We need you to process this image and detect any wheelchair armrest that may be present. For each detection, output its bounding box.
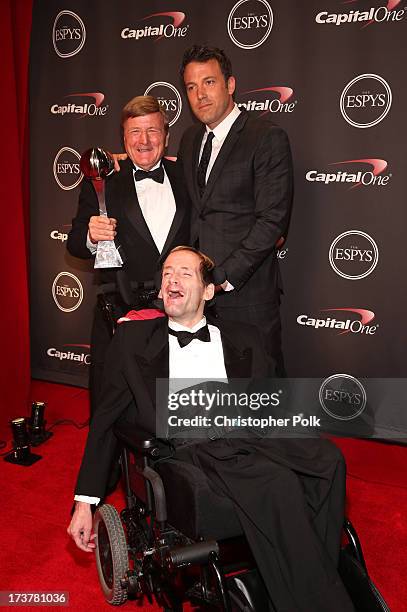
[113,420,169,459]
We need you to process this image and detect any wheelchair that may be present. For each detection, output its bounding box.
[92,419,390,611]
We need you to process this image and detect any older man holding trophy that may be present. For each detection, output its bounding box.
[67,95,190,416]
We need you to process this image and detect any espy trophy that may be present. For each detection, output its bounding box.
[80,147,123,269]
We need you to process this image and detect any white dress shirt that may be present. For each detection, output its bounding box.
[86,161,175,254]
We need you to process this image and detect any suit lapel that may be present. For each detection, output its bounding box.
[119,161,159,249]
[201,112,249,206]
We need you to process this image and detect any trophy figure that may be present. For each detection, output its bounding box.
[80,147,123,269]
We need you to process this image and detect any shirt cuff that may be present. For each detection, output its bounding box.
[74,494,100,505]
[221,280,234,292]
[86,231,97,254]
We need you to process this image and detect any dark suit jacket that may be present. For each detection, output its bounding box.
[178,111,293,309]
[67,157,190,286]
[75,317,271,498]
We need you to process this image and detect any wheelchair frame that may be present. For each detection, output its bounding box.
[92,422,391,611]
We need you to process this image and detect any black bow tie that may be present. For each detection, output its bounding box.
[134,165,164,184]
[168,325,210,348]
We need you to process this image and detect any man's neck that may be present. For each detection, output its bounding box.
[168,315,205,330]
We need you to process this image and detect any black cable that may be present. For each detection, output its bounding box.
[46,418,90,431]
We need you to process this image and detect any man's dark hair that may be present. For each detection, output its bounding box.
[180,45,233,84]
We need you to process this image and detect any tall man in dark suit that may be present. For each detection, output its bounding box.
[178,46,293,376]
[68,246,353,612]
[67,96,189,414]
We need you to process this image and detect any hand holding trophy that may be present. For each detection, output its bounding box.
[80,148,123,269]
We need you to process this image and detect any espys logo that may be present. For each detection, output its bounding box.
[53,147,83,190]
[297,307,379,336]
[47,344,90,365]
[316,1,405,28]
[319,374,367,421]
[121,11,189,41]
[144,82,182,126]
[52,272,83,312]
[238,86,297,114]
[340,74,392,128]
[306,158,391,189]
[52,11,86,58]
[228,0,273,49]
[50,92,109,118]
[329,230,379,280]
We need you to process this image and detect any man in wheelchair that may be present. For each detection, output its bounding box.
[68,246,358,611]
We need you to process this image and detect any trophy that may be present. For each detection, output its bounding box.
[80,147,123,269]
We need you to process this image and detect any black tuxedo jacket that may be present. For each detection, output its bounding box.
[178,111,293,309]
[67,157,190,286]
[75,317,271,498]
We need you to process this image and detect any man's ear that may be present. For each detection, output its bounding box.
[165,132,169,148]
[227,76,236,96]
[204,283,215,302]
[158,288,163,299]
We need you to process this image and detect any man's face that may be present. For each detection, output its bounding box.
[160,250,214,327]
[183,59,235,129]
[123,112,168,170]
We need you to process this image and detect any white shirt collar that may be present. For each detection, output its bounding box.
[168,316,207,333]
[206,103,241,143]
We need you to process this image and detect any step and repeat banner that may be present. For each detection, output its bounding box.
[30,0,407,435]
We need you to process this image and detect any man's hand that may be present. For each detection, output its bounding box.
[112,153,128,172]
[67,501,96,552]
[88,216,117,244]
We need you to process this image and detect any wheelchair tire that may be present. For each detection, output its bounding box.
[94,504,129,605]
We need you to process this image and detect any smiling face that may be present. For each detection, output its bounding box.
[160,250,214,328]
[123,112,168,170]
[183,58,235,129]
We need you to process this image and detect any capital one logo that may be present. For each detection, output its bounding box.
[227,0,273,49]
[316,1,405,28]
[52,272,83,312]
[52,11,86,58]
[319,374,367,421]
[297,307,379,336]
[50,92,109,118]
[305,158,391,189]
[47,344,90,365]
[53,147,83,190]
[144,82,182,126]
[238,86,297,114]
[340,74,392,128]
[121,11,189,41]
[329,230,379,280]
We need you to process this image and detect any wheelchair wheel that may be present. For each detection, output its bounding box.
[94,504,129,605]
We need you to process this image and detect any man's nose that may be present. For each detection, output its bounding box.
[138,130,149,144]
[197,85,206,101]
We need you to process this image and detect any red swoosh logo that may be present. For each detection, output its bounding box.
[67,92,105,107]
[142,11,185,27]
[243,86,293,103]
[322,308,375,335]
[329,158,387,189]
[63,344,91,349]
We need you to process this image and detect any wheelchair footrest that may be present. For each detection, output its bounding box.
[166,540,219,568]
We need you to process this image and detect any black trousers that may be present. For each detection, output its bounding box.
[215,301,285,377]
[176,437,354,612]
